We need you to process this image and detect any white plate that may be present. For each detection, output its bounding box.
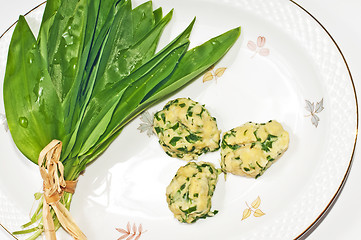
[0,0,357,239]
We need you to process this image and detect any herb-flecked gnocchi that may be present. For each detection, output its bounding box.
[221,120,289,178]
[166,161,219,223]
[153,98,220,160]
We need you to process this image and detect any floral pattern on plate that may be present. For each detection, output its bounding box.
[137,111,154,137]
[305,98,324,127]
[241,196,265,221]
[0,113,8,132]
[202,65,227,83]
[116,222,147,240]
[247,36,270,58]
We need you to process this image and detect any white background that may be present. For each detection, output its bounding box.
[0,0,360,239]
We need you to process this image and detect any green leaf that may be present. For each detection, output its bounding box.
[93,0,121,40]
[58,0,108,159]
[92,7,173,96]
[78,41,189,155]
[153,7,163,24]
[3,16,64,163]
[132,1,155,43]
[81,127,123,168]
[46,0,86,101]
[37,0,61,38]
[90,0,134,95]
[45,0,91,143]
[37,0,61,55]
[115,26,241,134]
[105,18,195,130]
[80,17,195,156]
[85,0,120,69]
[143,26,241,104]
[110,42,190,131]
[67,0,133,157]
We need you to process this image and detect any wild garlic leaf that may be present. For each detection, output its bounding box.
[4,16,64,163]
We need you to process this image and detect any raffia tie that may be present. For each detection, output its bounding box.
[38,140,87,240]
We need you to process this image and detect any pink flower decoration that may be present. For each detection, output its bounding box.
[259,48,270,56]
[247,41,257,51]
[247,36,270,57]
[116,222,147,240]
[257,36,266,48]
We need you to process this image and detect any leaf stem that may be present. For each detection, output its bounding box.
[25,229,43,240]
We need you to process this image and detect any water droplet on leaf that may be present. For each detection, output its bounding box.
[28,52,35,64]
[62,31,74,45]
[19,117,28,128]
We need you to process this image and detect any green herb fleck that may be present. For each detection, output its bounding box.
[177,146,188,153]
[169,136,182,146]
[197,107,205,118]
[221,140,227,149]
[249,163,256,170]
[170,122,179,130]
[154,112,161,121]
[185,133,201,143]
[154,126,162,134]
[253,130,261,141]
[222,139,241,150]
[182,206,197,215]
[261,134,278,152]
[187,106,194,117]
[161,113,166,123]
[256,161,263,168]
[229,144,241,150]
[183,192,190,201]
[180,183,186,191]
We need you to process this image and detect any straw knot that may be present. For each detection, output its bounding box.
[38,140,86,240]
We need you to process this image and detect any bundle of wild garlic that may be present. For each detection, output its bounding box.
[3,0,240,238]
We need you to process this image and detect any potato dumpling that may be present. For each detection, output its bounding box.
[166,161,219,223]
[153,98,220,160]
[221,120,289,178]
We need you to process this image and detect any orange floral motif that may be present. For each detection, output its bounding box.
[203,65,227,83]
[241,196,265,221]
[247,36,270,58]
[116,222,147,240]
